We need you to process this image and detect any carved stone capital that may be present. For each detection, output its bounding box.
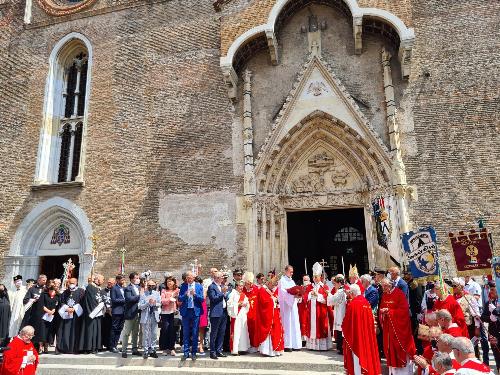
[265,29,279,65]
[353,16,363,55]
[221,63,238,101]
[398,38,414,79]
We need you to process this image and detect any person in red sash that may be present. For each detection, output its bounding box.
[304,262,332,350]
[379,278,416,375]
[437,310,464,337]
[242,272,259,351]
[342,283,381,375]
[254,273,284,357]
[297,275,310,343]
[414,333,462,375]
[434,287,468,337]
[1,326,39,375]
[430,352,458,375]
[452,337,495,375]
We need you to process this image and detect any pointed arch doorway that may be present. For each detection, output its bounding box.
[287,208,368,280]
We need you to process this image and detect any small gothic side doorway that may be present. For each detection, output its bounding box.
[39,255,80,281]
[287,208,368,281]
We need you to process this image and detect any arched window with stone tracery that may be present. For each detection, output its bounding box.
[34,33,92,185]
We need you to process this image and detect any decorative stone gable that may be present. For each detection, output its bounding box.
[256,54,391,180]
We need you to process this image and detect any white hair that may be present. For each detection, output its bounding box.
[360,274,372,284]
[452,337,474,354]
[438,333,454,346]
[349,284,361,297]
[432,352,453,371]
[20,325,34,336]
[436,309,452,322]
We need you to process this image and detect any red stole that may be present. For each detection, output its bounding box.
[433,295,469,337]
[304,283,330,339]
[243,285,259,347]
[1,336,39,375]
[342,295,381,375]
[255,286,284,351]
[379,287,416,368]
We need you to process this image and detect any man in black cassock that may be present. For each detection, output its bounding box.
[101,277,114,351]
[0,284,11,347]
[56,278,85,354]
[21,274,47,332]
[79,274,105,353]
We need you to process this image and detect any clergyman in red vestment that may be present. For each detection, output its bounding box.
[298,275,310,341]
[242,272,259,350]
[379,278,416,375]
[1,326,39,375]
[342,284,381,375]
[434,287,468,337]
[254,275,284,357]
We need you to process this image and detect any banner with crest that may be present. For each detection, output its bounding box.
[449,228,493,276]
[402,226,439,280]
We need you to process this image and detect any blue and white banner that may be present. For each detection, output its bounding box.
[402,226,440,279]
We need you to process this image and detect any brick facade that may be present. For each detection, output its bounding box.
[0,0,498,282]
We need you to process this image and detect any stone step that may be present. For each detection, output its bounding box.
[38,364,343,375]
[38,351,345,375]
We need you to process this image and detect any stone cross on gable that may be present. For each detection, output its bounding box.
[301,13,327,57]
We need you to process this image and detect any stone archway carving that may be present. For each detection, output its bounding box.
[244,111,398,273]
[3,197,93,285]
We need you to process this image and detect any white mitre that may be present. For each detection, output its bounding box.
[312,262,323,277]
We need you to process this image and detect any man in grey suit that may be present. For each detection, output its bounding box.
[139,279,161,359]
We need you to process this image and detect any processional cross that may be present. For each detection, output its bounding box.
[319,258,329,280]
[89,234,99,278]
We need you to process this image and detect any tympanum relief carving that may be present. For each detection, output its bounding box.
[285,149,355,195]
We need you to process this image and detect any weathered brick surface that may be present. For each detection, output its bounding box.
[403,0,500,271]
[0,0,498,282]
[0,0,241,280]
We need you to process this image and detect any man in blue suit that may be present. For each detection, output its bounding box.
[178,271,204,361]
[110,274,126,353]
[207,271,229,360]
[121,272,141,358]
[361,274,379,310]
[389,266,409,300]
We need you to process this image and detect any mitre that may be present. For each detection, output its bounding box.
[312,262,323,276]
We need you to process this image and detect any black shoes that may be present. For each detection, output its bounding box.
[150,351,158,358]
[217,352,227,358]
[210,353,218,360]
[142,352,148,359]
[121,352,127,358]
[284,348,293,352]
[132,350,141,356]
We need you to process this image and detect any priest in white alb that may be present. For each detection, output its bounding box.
[227,280,251,355]
[8,275,26,338]
[305,262,332,350]
[278,265,302,351]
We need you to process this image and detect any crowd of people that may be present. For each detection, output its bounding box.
[0,262,499,375]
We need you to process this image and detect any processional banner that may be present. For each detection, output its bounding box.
[402,226,439,280]
[449,228,493,276]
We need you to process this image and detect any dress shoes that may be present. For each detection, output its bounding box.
[284,348,293,352]
[150,351,158,358]
[132,350,141,356]
[210,353,218,360]
[216,352,227,358]
[121,352,128,358]
[142,352,148,359]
